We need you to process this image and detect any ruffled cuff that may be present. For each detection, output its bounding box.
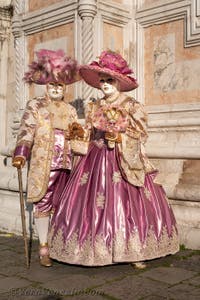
[14,145,30,160]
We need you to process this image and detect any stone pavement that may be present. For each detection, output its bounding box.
[0,232,199,300]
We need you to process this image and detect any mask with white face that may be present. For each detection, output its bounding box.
[46,82,65,101]
[99,75,119,97]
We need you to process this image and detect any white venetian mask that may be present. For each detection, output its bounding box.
[46,82,65,101]
[99,75,119,97]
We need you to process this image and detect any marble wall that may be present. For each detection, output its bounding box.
[103,22,123,53]
[145,20,200,106]
[28,0,62,12]
[137,0,200,249]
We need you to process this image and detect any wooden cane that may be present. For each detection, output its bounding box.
[17,167,29,268]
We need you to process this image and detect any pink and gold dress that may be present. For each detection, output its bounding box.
[48,95,179,266]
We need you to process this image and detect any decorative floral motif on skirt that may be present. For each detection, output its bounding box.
[48,136,179,266]
[48,225,179,266]
[112,171,122,183]
[80,172,89,185]
[96,193,105,208]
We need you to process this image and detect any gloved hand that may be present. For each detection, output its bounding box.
[12,157,26,169]
[105,132,122,143]
[105,132,122,149]
[69,122,85,139]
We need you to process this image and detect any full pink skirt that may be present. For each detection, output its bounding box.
[48,142,179,266]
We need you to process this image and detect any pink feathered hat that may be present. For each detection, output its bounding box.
[79,50,138,92]
[24,49,80,85]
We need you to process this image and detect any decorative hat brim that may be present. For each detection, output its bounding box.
[79,65,138,92]
[25,72,81,85]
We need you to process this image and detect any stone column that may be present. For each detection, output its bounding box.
[4,0,27,155]
[0,4,12,155]
[0,0,27,190]
[78,0,97,100]
[12,0,26,110]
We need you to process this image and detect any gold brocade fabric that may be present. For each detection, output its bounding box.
[14,96,78,202]
[85,96,156,187]
[47,101,73,130]
[48,225,179,266]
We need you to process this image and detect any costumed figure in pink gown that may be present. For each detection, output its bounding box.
[12,49,80,267]
[48,50,179,267]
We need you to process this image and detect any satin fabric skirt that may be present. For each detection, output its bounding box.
[48,142,179,266]
[34,169,70,218]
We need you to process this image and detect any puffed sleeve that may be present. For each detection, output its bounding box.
[125,99,148,144]
[117,98,155,187]
[84,100,95,129]
[84,100,99,142]
[13,99,38,160]
[70,104,79,123]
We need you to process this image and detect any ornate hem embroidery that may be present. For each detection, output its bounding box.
[48,225,179,266]
[48,229,111,266]
[114,226,179,262]
[33,210,51,218]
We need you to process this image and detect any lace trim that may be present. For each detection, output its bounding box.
[33,210,52,218]
[48,225,179,266]
[48,229,110,266]
[114,226,179,262]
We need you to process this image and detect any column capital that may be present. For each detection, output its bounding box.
[78,0,97,19]
[12,14,23,38]
[0,0,12,5]
[0,4,12,19]
[0,5,12,41]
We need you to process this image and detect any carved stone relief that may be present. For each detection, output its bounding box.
[136,0,200,47]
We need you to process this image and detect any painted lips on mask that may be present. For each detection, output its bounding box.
[99,77,118,96]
